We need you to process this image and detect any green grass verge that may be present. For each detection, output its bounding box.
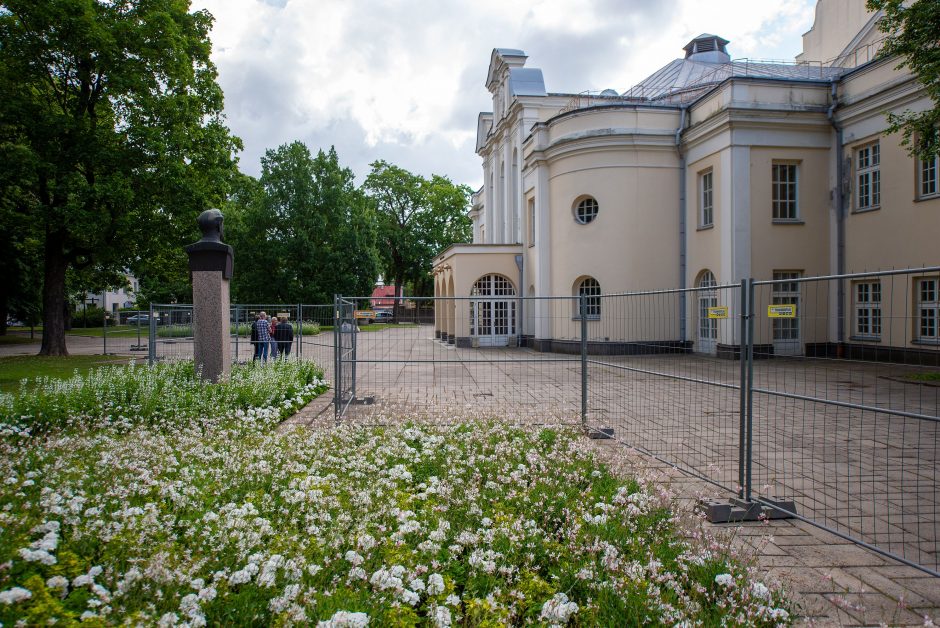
[0,334,39,345]
[0,355,129,393]
[65,325,143,338]
[903,371,940,383]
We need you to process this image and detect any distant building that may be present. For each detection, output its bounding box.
[77,273,139,315]
[371,280,397,310]
[433,0,939,356]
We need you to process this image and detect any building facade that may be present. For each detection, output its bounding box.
[433,0,939,358]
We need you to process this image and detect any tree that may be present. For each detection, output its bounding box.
[0,0,240,355]
[364,161,472,298]
[225,143,380,303]
[868,0,940,158]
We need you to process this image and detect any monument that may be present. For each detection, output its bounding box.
[185,208,234,382]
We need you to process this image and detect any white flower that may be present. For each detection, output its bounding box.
[714,574,735,587]
[427,573,445,595]
[18,548,56,565]
[445,594,460,607]
[409,578,425,592]
[751,581,771,601]
[769,608,789,621]
[401,589,420,606]
[345,550,364,566]
[0,587,32,604]
[540,592,579,624]
[317,610,370,627]
[46,575,69,597]
[431,605,453,627]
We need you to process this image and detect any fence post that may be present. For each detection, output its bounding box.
[738,279,748,499]
[745,278,756,502]
[297,303,302,360]
[148,303,156,366]
[102,295,108,356]
[333,296,340,420]
[234,305,240,364]
[580,294,588,429]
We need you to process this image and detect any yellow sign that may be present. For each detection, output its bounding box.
[767,304,797,318]
[354,310,376,319]
[707,306,729,319]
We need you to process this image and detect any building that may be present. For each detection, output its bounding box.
[77,273,139,315]
[433,0,939,358]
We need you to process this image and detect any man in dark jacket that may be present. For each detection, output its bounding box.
[274,319,294,359]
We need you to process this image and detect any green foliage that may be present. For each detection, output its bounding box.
[364,161,473,297]
[225,143,380,303]
[0,359,325,433]
[0,0,241,354]
[869,0,940,158]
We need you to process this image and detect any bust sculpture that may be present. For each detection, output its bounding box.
[185,208,234,279]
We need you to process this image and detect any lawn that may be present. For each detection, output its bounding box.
[0,359,790,626]
[0,355,129,393]
[0,334,39,346]
[65,325,143,338]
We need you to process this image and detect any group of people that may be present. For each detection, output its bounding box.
[250,311,294,361]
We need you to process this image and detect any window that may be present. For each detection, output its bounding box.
[854,281,881,338]
[920,154,939,199]
[528,198,535,245]
[700,170,714,227]
[575,277,601,319]
[856,142,880,210]
[772,271,801,341]
[917,278,939,342]
[772,163,799,221]
[574,197,599,224]
[698,270,718,344]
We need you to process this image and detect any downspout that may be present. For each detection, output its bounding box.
[515,254,524,347]
[676,105,688,342]
[827,81,846,347]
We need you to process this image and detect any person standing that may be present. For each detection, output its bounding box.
[253,311,271,362]
[250,313,261,361]
[274,317,294,359]
[269,316,280,359]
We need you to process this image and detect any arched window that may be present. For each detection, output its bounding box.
[575,277,601,319]
[574,196,599,224]
[697,270,718,347]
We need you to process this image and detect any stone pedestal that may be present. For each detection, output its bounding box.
[191,271,231,382]
[185,209,234,383]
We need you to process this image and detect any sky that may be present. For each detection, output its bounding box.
[190,0,820,189]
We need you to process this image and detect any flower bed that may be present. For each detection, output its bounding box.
[0,360,790,627]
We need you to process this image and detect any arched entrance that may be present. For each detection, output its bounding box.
[697,270,718,355]
[470,274,516,347]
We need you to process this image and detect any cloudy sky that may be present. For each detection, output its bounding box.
[190,0,820,189]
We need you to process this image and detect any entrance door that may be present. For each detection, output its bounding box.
[772,271,801,356]
[697,271,718,355]
[470,275,516,347]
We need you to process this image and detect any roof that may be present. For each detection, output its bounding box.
[624,57,844,103]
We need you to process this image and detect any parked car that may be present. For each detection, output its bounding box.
[126,314,151,324]
[374,310,393,323]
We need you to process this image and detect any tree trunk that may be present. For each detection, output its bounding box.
[0,288,7,336]
[39,239,69,356]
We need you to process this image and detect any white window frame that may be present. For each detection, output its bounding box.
[700,170,714,228]
[772,163,800,221]
[528,198,535,246]
[853,281,882,339]
[920,154,939,200]
[772,270,801,342]
[574,197,599,225]
[916,277,939,343]
[574,277,601,320]
[856,142,881,211]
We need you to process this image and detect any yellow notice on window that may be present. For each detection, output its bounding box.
[707,306,729,319]
[767,304,797,318]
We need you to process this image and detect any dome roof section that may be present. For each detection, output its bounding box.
[683,33,731,63]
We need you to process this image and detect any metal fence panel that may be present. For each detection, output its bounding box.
[585,283,747,493]
[749,268,939,575]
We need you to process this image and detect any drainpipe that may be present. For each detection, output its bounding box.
[676,105,688,342]
[827,81,846,348]
[515,254,524,347]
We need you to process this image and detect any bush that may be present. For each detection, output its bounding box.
[71,306,105,328]
[0,359,327,434]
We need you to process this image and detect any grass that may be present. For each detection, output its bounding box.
[0,355,129,393]
[65,325,143,338]
[0,334,39,345]
[903,371,940,383]
[320,322,420,332]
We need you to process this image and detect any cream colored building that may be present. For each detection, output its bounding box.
[434,0,940,359]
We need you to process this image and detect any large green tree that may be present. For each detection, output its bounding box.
[225,143,380,303]
[868,0,940,158]
[0,0,240,354]
[364,161,472,298]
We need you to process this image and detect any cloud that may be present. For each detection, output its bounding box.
[193,0,817,187]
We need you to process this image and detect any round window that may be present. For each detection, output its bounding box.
[574,197,599,224]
